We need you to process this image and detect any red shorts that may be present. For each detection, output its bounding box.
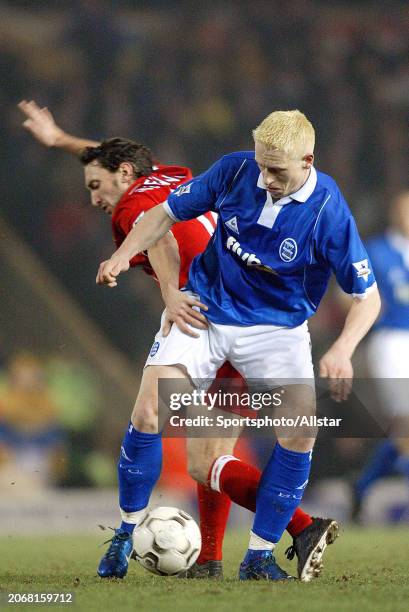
[208,362,254,417]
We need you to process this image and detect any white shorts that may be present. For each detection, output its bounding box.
[366,329,409,416]
[145,311,314,390]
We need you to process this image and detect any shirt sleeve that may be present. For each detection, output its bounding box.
[164,156,227,221]
[115,200,157,237]
[316,194,377,298]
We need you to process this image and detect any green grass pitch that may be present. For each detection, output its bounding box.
[1,527,408,612]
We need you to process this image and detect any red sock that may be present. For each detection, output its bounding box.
[211,456,313,537]
[286,507,313,537]
[213,457,258,512]
[196,482,231,564]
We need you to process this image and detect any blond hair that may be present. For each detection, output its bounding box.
[253,110,315,159]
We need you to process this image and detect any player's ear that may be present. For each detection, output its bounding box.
[302,154,314,169]
[119,161,134,182]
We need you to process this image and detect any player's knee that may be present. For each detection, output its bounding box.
[187,455,208,484]
[278,436,315,453]
[131,403,159,433]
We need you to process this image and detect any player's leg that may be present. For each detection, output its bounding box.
[388,421,409,520]
[184,362,243,577]
[185,352,336,580]
[105,312,228,579]
[98,364,190,579]
[207,451,337,580]
[228,322,320,580]
[118,364,189,530]
[352,439,399,520]
[185,412,336,580]
[204,362,315,537]
[353,331,409,520]
[238,384,316,581]
[180,437,237,579]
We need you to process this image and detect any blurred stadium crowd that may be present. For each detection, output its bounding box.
[0,1,408,509]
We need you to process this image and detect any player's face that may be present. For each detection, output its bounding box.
[254,141,313,198]
[84,162,126,215]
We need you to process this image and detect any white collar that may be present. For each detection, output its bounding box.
[256,166,317,205]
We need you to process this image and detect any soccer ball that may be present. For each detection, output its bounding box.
[133,506,201,576]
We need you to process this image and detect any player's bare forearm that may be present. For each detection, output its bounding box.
[18,99,99,155]
[53,132,99,155]
[117,206,174,262]
[96,205,174,287]
[330,287,381,358]
[148,233,208,337]
[148,233,181,298]
[319,287,380,401]
[320,286,381,386]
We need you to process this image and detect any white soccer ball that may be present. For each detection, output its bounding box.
[133,506,201,576]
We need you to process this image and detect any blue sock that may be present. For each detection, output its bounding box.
[118,423,162,525]
[355,440,399,500]
[252,443,312,543]
[120,522,136,535]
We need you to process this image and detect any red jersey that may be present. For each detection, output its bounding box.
[111,164,217,287]
[112,163,246,396]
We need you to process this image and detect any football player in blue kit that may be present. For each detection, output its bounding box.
[353,190,409,520]
[97,110,381,580]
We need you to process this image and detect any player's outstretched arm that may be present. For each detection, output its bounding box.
[319,287,381,401]
[148,233,208,338]
[18,99,99,155]
[97,204,174,287]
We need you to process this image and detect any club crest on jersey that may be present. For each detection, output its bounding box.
[150,341,160,357]
[225,216,239,234]
[352,259,370,282]
[174,183,192,196]
[279,238,298,262]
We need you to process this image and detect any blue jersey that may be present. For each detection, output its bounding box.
[366,232,409,330]
[164,151,376,326]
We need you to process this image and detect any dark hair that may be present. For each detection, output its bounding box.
[80,137,154,178]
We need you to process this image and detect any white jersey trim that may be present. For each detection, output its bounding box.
[197,214,215,236]
[256,166,317,204]
[257,192,284,229]
[219,160,247,210]
[309,193,332,264]
[351,281,378,299]
[210,455,239,492]
[162,200,180,222]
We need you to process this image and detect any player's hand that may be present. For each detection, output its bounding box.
[96,256,130,287]
[161,286,208,338]
[319,345,353,402]
[18,99,64,147]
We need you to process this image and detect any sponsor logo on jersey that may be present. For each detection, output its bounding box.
[226,236,261,266]
[174,183,192,196]
[352,259,370,281]
[279,238,298,262]
[150,341,160,357]
[225,216,239,234]
[225,236,277,274]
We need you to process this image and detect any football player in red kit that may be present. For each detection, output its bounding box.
[19,100,338,581]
